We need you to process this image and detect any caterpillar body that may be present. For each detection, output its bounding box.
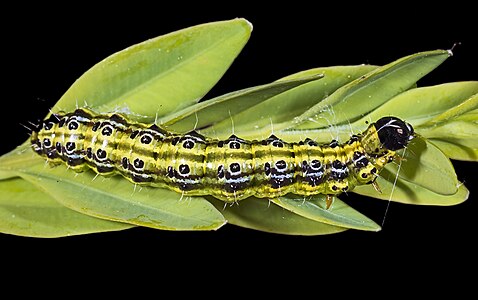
[31,108,414,202]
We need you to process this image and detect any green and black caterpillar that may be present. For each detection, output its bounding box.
[31,108,414,205]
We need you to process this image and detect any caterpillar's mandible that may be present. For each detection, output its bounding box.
[31,108,414,203]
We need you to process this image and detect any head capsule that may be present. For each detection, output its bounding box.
[375,116,414,151]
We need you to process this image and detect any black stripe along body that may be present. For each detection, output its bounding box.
[31,109,414,202]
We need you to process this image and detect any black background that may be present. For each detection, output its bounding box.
[1,4,476,283]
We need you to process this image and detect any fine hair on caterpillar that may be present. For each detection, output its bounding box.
[30,108,415,206]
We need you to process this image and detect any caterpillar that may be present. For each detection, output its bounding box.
[31,108,414,205]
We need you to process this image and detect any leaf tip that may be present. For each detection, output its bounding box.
[235,17,253,33]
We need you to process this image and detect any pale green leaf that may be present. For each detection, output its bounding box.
[19,162,226,231]
[0,177,132,237]
[347,82,478,127]
[353,168,468,206]
[160,74,324,133]
[420,92,478,126]
[200,65,378,139]
[52,19,252,122]
[294,50,451,129]
[428,139,478,161]
[271,195,380,231]
[386,137,458,195]
[208,197,347,235]
[0,142,43,181]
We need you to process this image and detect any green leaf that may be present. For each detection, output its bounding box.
[0,177,132,237]
[200,65,378,139]
[347,82,478,127]
[293,50,451,129]
[208,197,347,235]
[0,142,43,181]
[416,96,478,161]
[420,91,478,126]
[160,74,324,133]
[19,163,226,231]
[353,168,468,206]
[52,19,252,122]
[386,137,458,195]
[428,139,478,161]
[425,118,478,161]
[271,195,380,231]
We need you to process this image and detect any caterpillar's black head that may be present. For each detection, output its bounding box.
[375,117,414,151]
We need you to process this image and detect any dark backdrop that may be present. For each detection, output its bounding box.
[1,5,476,282]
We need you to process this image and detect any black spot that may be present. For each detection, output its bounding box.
[167,166,174,178]
[43,138,51,148]
[102,126,113,136]
[388,156,394,163]
[141,134,153,144]
[354,152,369,168]
[55,142,62,153]
[92,122,100,132]
[272,140,284,148]
[361,173,368,179]
[67,157,84,166]
[353,151,362,160]
[96,149,107,159]
[261,139,269,146]
[171,137,180,146]
[73,108,93,119]
[371,167,377,174]
[149,124,167,138]
[183,140,195,149]
[185,130,205,142]
[302,161,308,172]
[68,121,79,130]
[47,151,57,159]
[270,175,294,189]
[134,158,144,169]
[122,157,128,169]
[332,185,338,191]
[230,163,241,173]
[348,135,360,144]
[44,114,60,126]
[217,165,225,179]
[306,138,318,147]
[331,160,348,180]
[58,118,66,128]
[275,160,287,170]
[298,141,305,146]
[179,164,190,175]
[229,141,241,149]
[66,142,75,152]
[217,141,224,148]
[329,140,339,148]
[342,186,348,192]
[130,130,139,139]
[225,182,243,193]
[332,159,343,169]
[310,159,321,170]
[86,148,92,159]
[132,174,153,183]
[44,122,54,130]
[149,124,161,131]
[110,114,127,125]
[179,182,194,191]
[264,162,271,176]
[97,165,114,173]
